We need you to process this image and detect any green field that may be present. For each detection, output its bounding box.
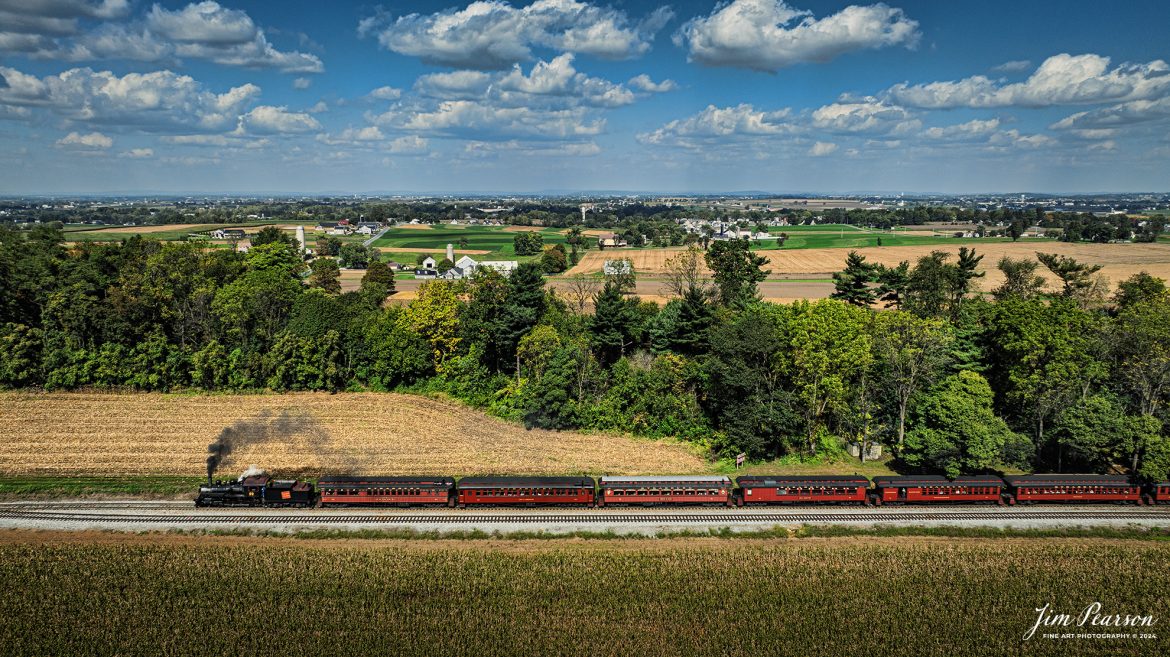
[759,224,1044,250]
[61,221,320,243]
[1,534,1165,656]
[372,225,568,259]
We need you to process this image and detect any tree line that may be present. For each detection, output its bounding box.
[2,224,1169,481]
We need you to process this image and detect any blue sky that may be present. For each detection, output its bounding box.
[1,0,1168,194]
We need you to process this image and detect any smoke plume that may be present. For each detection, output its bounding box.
[205,410,336,482]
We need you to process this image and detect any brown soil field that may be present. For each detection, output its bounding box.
[502,225,550,232]
[393,223,434,230]
[566,247,696,277]
[568,242,1170,294]
[0,392,705,477]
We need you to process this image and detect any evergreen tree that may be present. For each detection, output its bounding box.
[590,281,639,364]
[831,251,878,306]
[705,238,770,308]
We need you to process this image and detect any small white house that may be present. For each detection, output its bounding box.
[603,259,632,276]
[421,256,437,270]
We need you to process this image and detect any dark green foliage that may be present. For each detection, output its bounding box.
[512,231,544,255]
[315,236,342,256]
[705,239,770,308]
[360,260,396,294]
[830,251,878,306]
[540,244,568,273]
[339,243,376,269]
[875,261,909,308]
[992,256,1046,301]
[705,306,801,458]
[589,281,640,365]
[903,371,1033,477]
[521,344,583,429]
[7,224,1170,480]
[251,226,295,248]
[307,258,341,294]
[1113,271,1168,308]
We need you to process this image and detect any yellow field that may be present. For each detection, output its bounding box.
[566,247,695,277]
[567,242,1170,294]
[0,392,706,477]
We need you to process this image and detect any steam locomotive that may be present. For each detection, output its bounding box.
[195,473,1170,508]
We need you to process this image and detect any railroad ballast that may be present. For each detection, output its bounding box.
[195,474,1170,508]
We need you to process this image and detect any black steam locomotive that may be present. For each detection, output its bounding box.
[195,475,315,507]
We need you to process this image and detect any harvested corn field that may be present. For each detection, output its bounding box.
[0,533,1166,657]
[0,392,706,477]
[566,241,1170,295]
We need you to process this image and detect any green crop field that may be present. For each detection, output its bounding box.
[757,224,1041,251]
[1,534,1165,657]
[372,225,568,258]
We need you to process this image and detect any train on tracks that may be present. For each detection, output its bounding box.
[195,473,1170,508]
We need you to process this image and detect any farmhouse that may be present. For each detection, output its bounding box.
[421,256,437,269]
[211,228,246,240]
[598,233,628,248]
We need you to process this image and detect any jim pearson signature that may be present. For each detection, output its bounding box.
[1025,602,1157,641]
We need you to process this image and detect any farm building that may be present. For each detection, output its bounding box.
[597,233,627,248]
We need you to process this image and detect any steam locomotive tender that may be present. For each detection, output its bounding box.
[195,475,315,508]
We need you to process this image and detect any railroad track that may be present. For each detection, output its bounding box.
[2,509,1169,524]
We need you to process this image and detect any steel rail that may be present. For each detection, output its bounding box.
[2,509,1169,524]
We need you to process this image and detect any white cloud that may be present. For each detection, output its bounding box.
[887,53,1170,108]
[988,129,1055,149]
[922,117,1001,140]
[306,100,328,113]
[464,139,599,157]
[811,98,919,134]
[386,135,429,154]
[160,134,231,146]
[368,85,403,100]
[6,2,323,73]
[119,147,153,158]
[237,105,321,134]
[318,125,385,144]
[808,141,837,156]
[0,1,130,38]
[359,0,673,69]
[494,53,633,107]
[637,104,796,147]
[1051,96,1170,131]
[414,71,493,99]
[55,130,112,148]
[677,0,919,72]
[0,65,260,132]
[293,77,310,90]
[992,59,1031,73]
[374,100,603,140]
[628,74,677,93]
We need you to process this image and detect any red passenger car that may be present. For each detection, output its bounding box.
[456,476,595,507]
[598,476,733,507]
[1145,481,1170,505]
[1004,474,1142,504]
[317,476,455,507]
[870,475,1005,505]
[736,475,870,506]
